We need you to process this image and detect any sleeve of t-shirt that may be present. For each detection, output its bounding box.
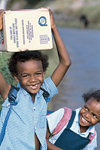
[83,131,97,150]
[47,108,64,134]
[41,77,58,102]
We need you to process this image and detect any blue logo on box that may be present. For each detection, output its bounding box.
[38,16,47,26]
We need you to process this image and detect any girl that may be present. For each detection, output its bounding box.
[47,90,100,150]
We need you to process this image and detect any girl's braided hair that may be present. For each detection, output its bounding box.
[82,89,100,102]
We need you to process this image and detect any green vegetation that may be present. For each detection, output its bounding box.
[0,52,16,84]
[0,52,16,109]
[69,5,100,29]
[7,0,51,9]
[6,0,100,29]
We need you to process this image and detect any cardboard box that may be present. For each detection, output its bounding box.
[0,9,53,52]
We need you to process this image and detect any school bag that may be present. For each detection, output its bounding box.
[0,85,49,145]
[0,85,19,145]
[48,107,96,144]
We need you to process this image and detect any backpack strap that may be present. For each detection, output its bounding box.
[40,87,50,99]
[0,85,19,145]
[8,85,19,105]
[89,130,96,143]
[52,107,72,135]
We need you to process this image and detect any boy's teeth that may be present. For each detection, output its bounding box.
[30,85,38,89]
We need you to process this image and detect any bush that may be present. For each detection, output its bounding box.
[0,52,17,109]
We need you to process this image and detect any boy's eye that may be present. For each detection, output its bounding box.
[21,74,29,78]
[35,72,42,75]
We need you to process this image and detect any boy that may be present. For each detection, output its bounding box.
[46,90,100,150]
[0,9,71,150]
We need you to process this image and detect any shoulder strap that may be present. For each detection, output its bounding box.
[67,110,76,129]
[40,87,50,99]
[8,85,19,105]
[89,130,96,143]
[0,85,19,145]
[52,107,72,135]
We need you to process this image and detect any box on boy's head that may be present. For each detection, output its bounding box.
[0,8,53,52]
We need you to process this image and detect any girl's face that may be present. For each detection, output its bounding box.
[14,59,45,100]
[79,98,100,132]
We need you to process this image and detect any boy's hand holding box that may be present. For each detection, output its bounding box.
[0,8,53,52]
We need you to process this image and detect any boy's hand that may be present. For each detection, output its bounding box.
[48,8,56,30]
[0,9,4,30]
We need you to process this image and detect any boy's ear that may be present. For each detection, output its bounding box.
[14,75,19,82]
[43,72,45,78]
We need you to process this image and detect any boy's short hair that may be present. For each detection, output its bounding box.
[8,50,49,76]
[82,90,100,102]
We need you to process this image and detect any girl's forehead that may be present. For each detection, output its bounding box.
[85,98,100,115]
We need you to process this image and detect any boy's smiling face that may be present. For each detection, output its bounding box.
[14,59,45,100]
[79,98,100,132]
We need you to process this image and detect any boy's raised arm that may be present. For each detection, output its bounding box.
[0,72,11,100]
[0,9,4,30]
[49,9,71,86]
[0,10,11,100]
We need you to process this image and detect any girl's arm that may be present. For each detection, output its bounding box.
[49,9,71,86]
[47,140,62,150]
[46,126,62,150]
